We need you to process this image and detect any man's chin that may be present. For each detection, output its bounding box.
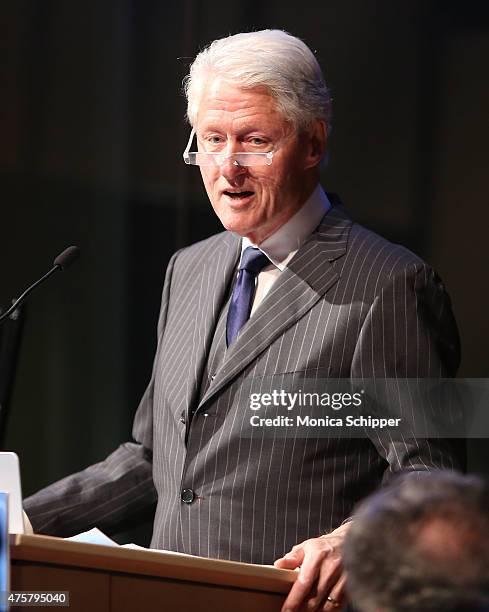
[217,209,257,236]
[221,221,254,238]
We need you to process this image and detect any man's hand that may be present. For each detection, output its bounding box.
[274,522,351,612]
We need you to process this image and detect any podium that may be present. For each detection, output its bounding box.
[10,534,296,611]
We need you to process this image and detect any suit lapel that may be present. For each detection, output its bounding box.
[186,232,240,411]
[198,204,353,410]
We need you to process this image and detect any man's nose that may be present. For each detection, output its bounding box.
[219,154,248,181]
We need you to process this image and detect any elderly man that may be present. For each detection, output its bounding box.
[25,30,461,611]
[343,471,489,612]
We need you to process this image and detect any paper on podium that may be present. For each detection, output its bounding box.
[66,528,119,547]
[65,528,281,567]
[66,527,198,557]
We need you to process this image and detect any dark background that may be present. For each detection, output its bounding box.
[2,1,488,539]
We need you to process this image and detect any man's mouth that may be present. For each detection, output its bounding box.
[223,190,255,199]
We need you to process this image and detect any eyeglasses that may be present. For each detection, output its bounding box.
[182,128,274,167]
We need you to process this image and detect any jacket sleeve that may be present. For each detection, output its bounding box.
[350,262,464,481]
[23,250,180,537]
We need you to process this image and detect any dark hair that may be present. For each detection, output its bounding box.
[343,471,489,612]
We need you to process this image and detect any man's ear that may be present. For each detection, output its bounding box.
[303,120,327,170]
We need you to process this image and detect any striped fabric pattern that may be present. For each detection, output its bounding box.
[24,199,461,563]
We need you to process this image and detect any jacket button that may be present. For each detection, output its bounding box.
[181,489,195,504]
[179,412,186,424]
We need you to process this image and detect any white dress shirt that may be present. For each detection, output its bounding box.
[240,185,331,316]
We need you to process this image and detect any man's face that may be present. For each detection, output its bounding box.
[195,77,324,244]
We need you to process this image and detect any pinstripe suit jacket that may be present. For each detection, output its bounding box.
[25,200,461,563]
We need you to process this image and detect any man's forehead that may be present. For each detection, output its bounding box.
[202,75,271,99]
[198,78,278,113]
[196,77,285,129]
[204,75,232,98]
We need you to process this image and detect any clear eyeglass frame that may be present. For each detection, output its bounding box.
[182,128,274,167]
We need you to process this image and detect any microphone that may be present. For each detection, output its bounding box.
[0,246,80,325]
[52,246,80,271]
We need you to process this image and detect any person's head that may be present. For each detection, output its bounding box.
[343,471,489,612]
[183,30,332,244]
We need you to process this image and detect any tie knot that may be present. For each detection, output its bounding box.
[239,247,271,275]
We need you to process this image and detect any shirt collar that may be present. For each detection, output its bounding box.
[241,185,331,271]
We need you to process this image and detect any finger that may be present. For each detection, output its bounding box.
[274,546,305,570]
[304,558,342,610]
[322,572,348,611]
[280,549,323,612]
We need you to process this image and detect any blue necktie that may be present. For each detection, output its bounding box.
[226,247,271,346]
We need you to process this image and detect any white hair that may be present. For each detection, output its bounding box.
[184,30,332,132]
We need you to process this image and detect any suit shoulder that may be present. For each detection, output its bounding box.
[331,216,442,304]
[322,201,426,277]
[347,220,427,276]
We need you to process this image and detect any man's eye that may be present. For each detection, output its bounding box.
[206,136,223,144]
[250,137,266,145]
